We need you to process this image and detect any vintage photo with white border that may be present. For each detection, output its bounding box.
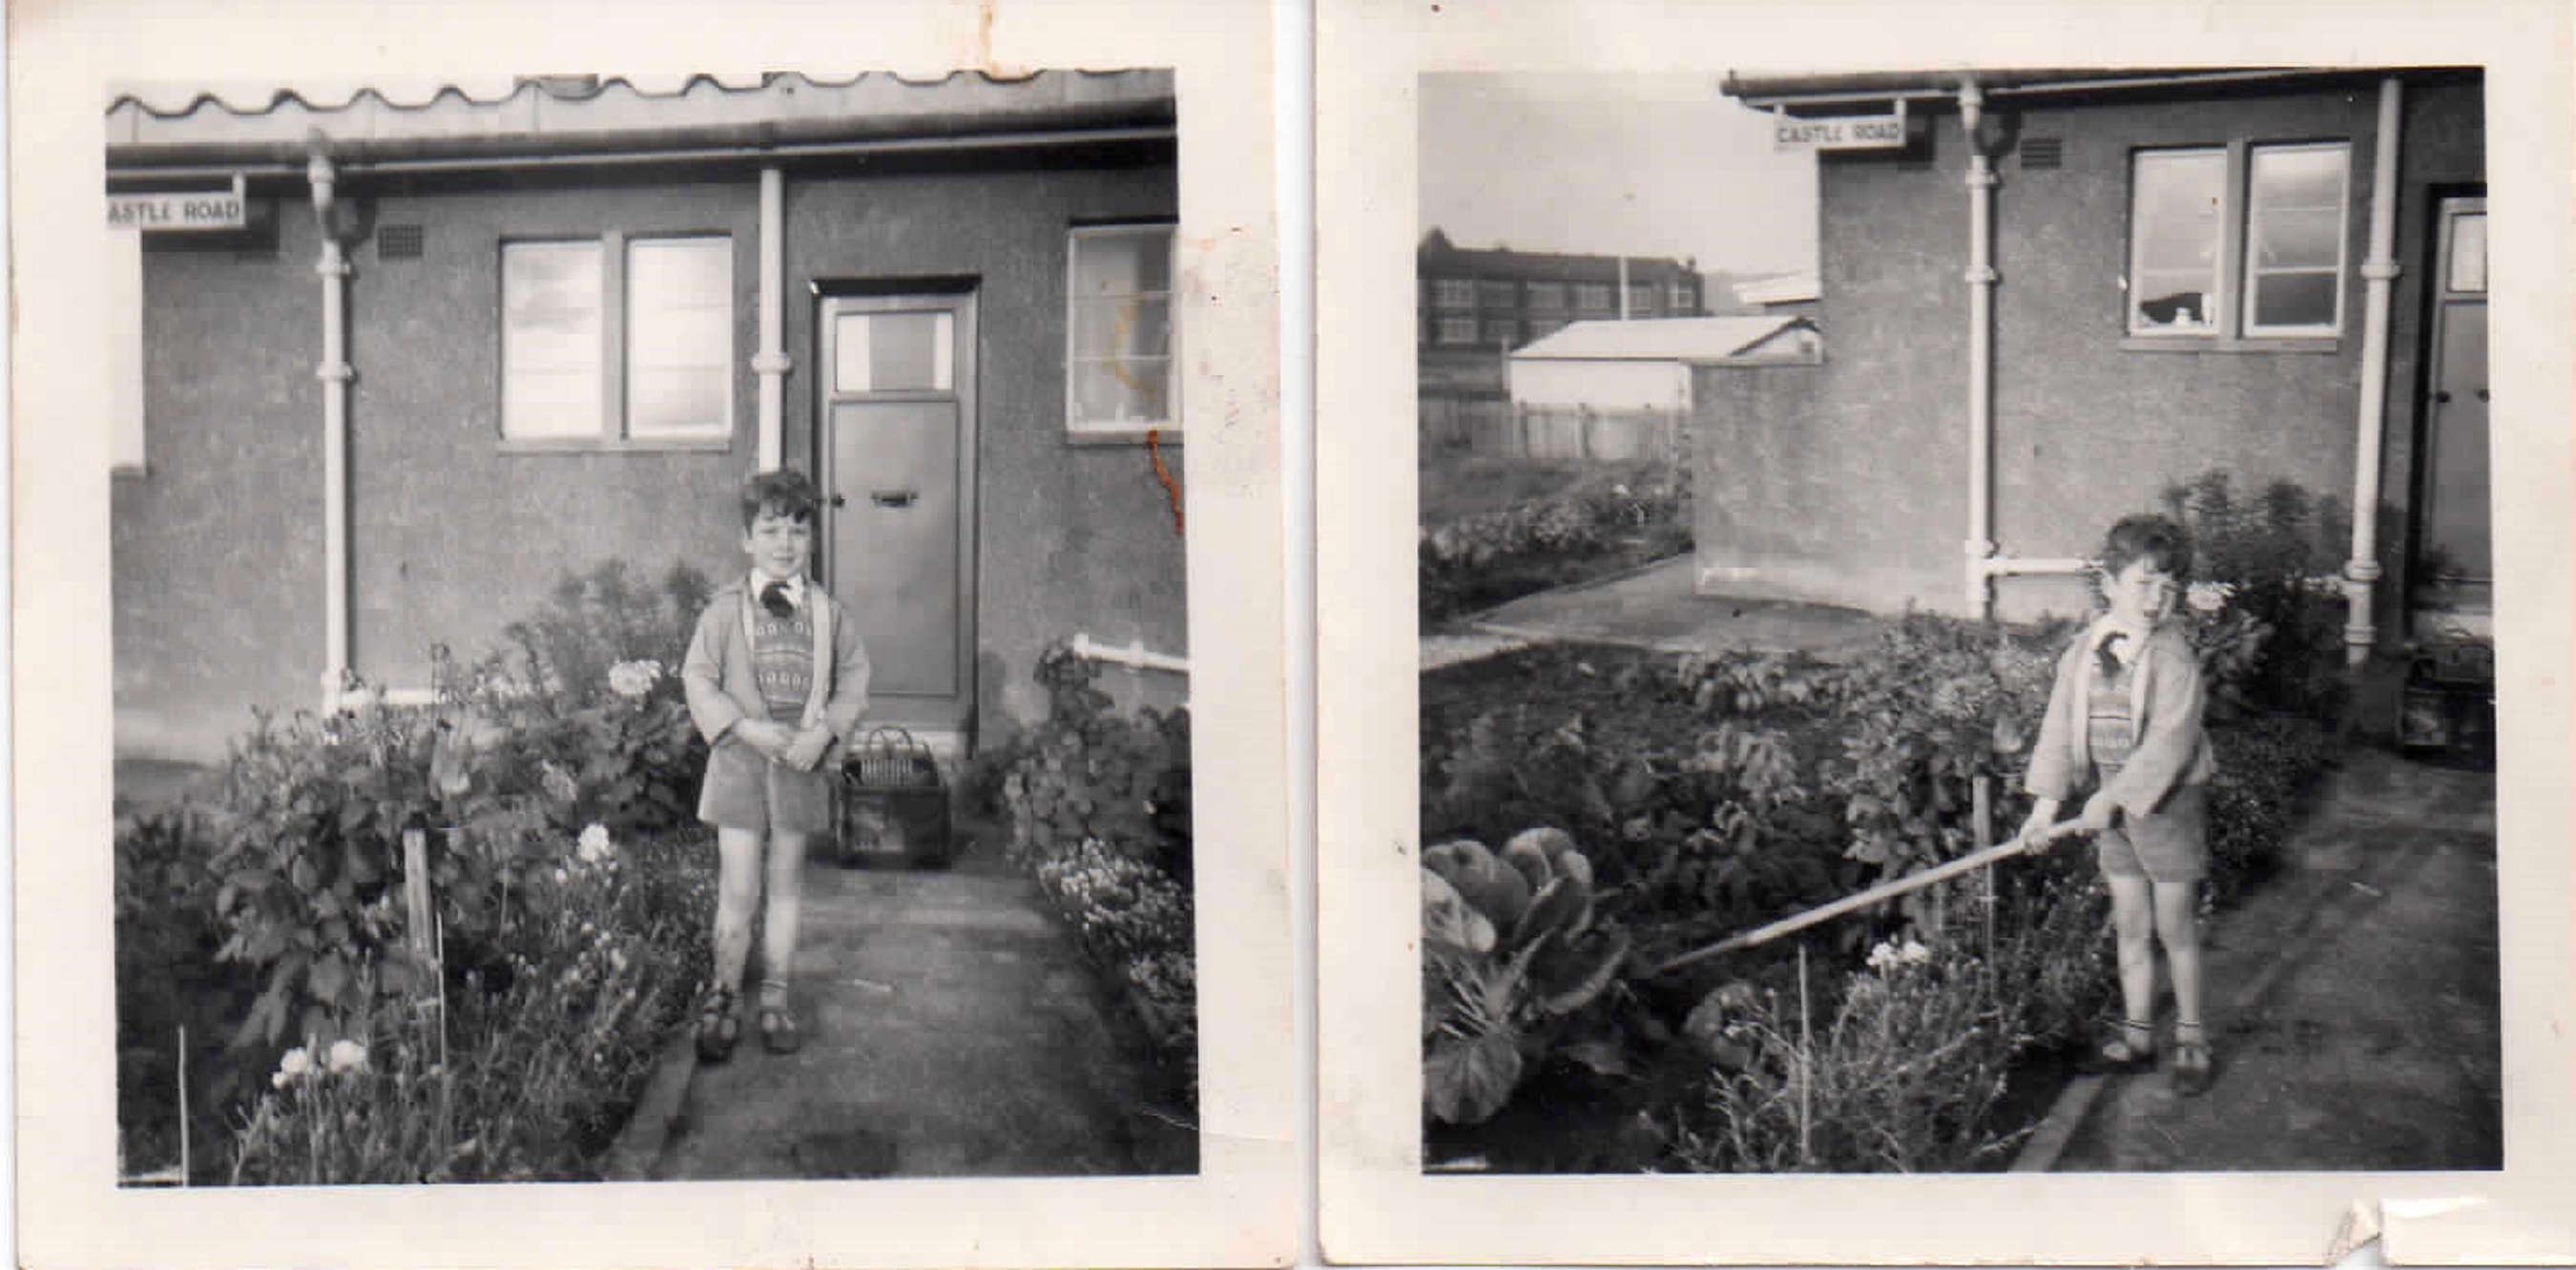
[13,1,1291,1266]
[1319,0,2573,1262]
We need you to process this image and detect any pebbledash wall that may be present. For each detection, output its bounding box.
[113,84,1185,763]
[1693,73,2484,635]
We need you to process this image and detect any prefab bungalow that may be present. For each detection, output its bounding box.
[1703,68,2487,661]
[108,71,1189,764]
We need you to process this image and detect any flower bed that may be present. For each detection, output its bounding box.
[1419,475,1691,626]
[995,646,1198,1097]
[1420,599,2340,1172]
[114,562,719,1184]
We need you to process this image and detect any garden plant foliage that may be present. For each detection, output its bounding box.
[1420,526,2343,1169]
[998,645,1198,1091]
[1419,474,1691,624]
[115,562,718,1183]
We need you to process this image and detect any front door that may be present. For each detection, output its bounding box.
[2413,197,2490,633]
[818,291,978,734]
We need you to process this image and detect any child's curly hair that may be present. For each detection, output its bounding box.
[739,468,821,530]
[2099,512,2194,582]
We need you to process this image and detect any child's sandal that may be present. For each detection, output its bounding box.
[2171,1023,2217,1097]
[758,979,801,1054]
[696,984,741,1063]
[2078,1017,2157,1075]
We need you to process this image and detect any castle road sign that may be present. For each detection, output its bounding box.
[1771,104,1908,152]
[107,177,247,232]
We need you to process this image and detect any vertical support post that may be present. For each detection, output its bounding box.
[1959,79,2002,618]
[403,825,434,964]
[2346,77,2405,665]
[754,167,792,472]
[1973,775,1996,971]
[307,139,354,709]
[1797,943,1813,1170]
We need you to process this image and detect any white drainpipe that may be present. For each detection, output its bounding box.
[1070,632,1190,676]
[2345,77,2404,665]
[1959,79,2002,616]
[307,139,355,710]
[754,166,791,471]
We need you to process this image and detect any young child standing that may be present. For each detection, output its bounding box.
[682,468,870,1060]
[2017,513,2220,1095]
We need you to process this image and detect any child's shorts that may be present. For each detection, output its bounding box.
[697,737,836,839]
[2094,780,2211,885]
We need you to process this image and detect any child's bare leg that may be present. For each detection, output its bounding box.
[2108,874,2158,1055]
[711,826,764,992]
[2153,880,2206,1028]
[759,831,813,1001]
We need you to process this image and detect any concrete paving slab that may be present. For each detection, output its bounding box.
[2044,748,2503,1172]
[644,862,1193,1180]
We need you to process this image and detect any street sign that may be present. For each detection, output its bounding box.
[1772,102,1908,152]
[107,177,247,232]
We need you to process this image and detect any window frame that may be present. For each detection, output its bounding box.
[1573,281,1614,314]
[1525,281,1568,312]
[2121,138,2352,354]
[1065,221,1182,443]
[1436,315,1480,345]
[1430,278,1475,310]
[498,230,737,451]
[1477,279,1518,309]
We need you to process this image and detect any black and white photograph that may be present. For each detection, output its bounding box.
[1318,1,2574,1263]
[1413,67,2504,1177]
[15,4,1291,1266]
[105,66,1200,1186]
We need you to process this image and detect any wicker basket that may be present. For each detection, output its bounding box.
[837,727,953,868]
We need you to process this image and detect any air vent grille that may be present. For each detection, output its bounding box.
[2020,136,2065,170]
[378,224,425,260]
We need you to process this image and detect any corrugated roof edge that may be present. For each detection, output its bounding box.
[106,69,1158,118]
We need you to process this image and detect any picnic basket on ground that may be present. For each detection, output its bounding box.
[837,726,953,868]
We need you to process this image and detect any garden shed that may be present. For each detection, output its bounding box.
[108,71,1192,763]
[1502,315,1816,461]
[1703,67,2488,660]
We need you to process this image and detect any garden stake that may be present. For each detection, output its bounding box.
[1652,823,2085,977]
[1974,777,1996,984]
[1797,943,1812,1170]
[177,1024,189,1187]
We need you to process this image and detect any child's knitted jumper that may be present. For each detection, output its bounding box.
[2087,637,2140,777]
[750,608,816,722]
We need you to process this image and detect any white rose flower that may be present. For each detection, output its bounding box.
[326,1039,369,1075]
[275,1047,314,1087]
[2186,581,2230,614]
[577,823,615,864]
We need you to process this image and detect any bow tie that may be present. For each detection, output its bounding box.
[759,580,800,618]
[2093,630,2129,678]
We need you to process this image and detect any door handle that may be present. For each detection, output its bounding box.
[2434,390,2452,403]
[2476,388,2490,403]
[871,489,919,510]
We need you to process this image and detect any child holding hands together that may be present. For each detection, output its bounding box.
[682,468,871,1061]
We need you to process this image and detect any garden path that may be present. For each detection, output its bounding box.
[1444,555,1887,662]
[2031,746,2502,1171]
[610,860,1195,1180]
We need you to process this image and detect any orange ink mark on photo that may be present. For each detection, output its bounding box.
[1149,427,1183,534]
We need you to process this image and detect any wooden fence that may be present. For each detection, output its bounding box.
[1422,396,1683,465]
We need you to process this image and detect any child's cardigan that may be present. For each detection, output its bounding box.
[681,576,872,752]
[2023,618,2214,817]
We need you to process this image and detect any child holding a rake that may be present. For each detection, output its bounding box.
[2017,513,2219,1096]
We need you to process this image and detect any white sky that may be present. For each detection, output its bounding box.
[1418,72,1818,279]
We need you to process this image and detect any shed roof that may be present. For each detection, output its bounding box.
[106,70,1174,174]
[1513,316,1812,363]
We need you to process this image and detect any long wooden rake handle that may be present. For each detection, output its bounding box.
[1651,823,2083,977]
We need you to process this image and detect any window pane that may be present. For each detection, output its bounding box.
[835,311,953,393]
[2129,149,2223,333]
[2254,206,2342,270]
[1527,282,1567,310]
[629,368,730,438]
[1070,357,1171,426]
[2448,213,2487,293]
[1479,281,1516,306]
[627,238,731,436]
[2251,144,2346,210]
[1438,317,1477,344]
[1073,228,1174,298]
[2251,272,2337,328]
[503,241,603,436]
[1070,298,1174,360]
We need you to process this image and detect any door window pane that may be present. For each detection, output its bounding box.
[2447,212,2487,294]
[836,311,955,393]
[626,238,732,437]
[502,241,604,438]
[2128,148,2224,333]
